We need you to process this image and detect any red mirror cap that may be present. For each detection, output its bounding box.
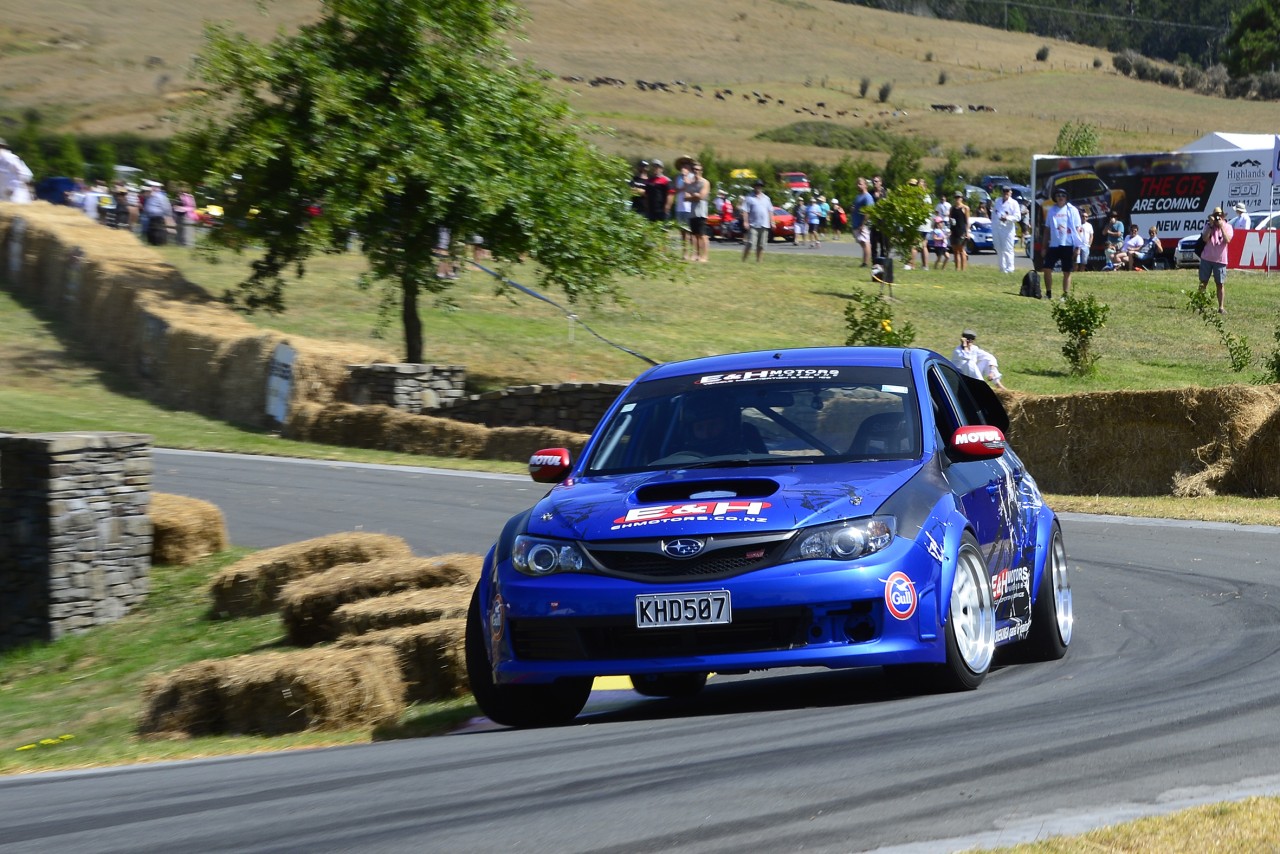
[529,448,572,483]
[950,425,1006,459]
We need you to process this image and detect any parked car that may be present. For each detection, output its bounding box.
[978,175,1011,193]
[34,176,78,206]
[770,206,796,242]
[465,346,1072,728]
[966,216,994,254]
[705,209,743,242]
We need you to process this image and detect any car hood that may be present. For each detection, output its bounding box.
[526,461,922,541]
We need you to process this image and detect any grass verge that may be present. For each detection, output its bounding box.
[0,551,477,776]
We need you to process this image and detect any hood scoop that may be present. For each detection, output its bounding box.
[635,478,779,504]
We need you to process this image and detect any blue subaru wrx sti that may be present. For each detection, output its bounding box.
[465,347,1072,727]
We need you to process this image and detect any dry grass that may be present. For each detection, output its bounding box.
[332,586,472,638]
[336,620,469,703]
[137,646,405,736]
[277,553,481,645]
[149,492,229,566]
[207,532,414,618]
[4,0,1280,173]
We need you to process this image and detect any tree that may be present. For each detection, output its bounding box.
[1223,0,1280,78]
[50,135,85,180]
[176,0,672,363]
[1053,121,1101,157]
[865,182,931,265]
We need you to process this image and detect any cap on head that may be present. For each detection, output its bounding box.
[1053,187,1068,198]
[1234,202,1248,213]
[651,159,663,168]
[962,330,977,341]
[0,137,8,148]
[954,191,963,198]
[753,180,764,187]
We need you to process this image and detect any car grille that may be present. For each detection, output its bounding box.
[509,606,812,661]
[582,532,793,582]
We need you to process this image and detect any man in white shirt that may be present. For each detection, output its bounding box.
[0,138,34,203]
[1038,187,1085,300]
[951,330,1006,390]
[991,186,1021,274]
[1228,202,1250,231]
[741,181,774,263]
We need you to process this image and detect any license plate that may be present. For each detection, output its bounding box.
[635,591,731,628]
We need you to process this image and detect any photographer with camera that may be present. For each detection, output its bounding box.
[1197,207,1234,314]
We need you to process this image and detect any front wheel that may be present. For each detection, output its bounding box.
[1025,522,1072,660]
[465,588,592,728]
[937,532,996,690]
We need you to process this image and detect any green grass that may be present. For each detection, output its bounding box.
[151,242,1280,396]
[0,551,477,775]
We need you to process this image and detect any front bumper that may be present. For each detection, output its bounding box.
[482,536,948,684]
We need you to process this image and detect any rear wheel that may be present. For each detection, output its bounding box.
[630,672,708,698]
[464,588,592,728]
[1025,523,1072,660]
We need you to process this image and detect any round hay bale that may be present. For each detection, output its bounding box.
[150,493,229,566]
[208,532,414,618]
[337,620,468,703]
[279,553,481,645]
[331,585,472,637]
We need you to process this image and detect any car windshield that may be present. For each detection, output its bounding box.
[583,366,921,474]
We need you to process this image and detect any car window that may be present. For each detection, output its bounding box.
[584,366,921,473]
[928,362,992,430]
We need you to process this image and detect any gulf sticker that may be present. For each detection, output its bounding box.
[614,500,771,524]
[884,571,917,621]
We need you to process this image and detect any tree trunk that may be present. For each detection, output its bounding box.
[402,275,423,364]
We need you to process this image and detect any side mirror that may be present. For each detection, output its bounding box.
[949,425,1006,460]
[529,448,572,483]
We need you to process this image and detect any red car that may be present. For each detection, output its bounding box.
[770,207,796,242]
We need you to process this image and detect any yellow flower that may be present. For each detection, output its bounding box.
[59,735,75,741]
[16,744,36,751]
[881,319,892,332]
[39,739,59,746]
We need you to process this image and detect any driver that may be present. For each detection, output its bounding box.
[678,394,752,456]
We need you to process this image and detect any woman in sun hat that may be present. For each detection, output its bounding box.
[1228,202,1250,231]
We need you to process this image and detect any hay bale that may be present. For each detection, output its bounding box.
[337,620,468,702]
[279,553,482,645]
[332,585,472,637]
[150,493,229,565]
[138,647,405,736]
[208,532,414,618]
[137,660,227,736]
[482,425,589,462]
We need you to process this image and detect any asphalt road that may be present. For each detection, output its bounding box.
[2,452,1279,853]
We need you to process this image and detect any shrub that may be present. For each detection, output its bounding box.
[1157,67,1180,87]
[1092,57,1102,69]
[1035,46,1050,62]
[859,76,871,98]
[1112,52,1133,76]
[1258,72,1280,101]
[925,51,934,62]
[1181,65,1205,91]
[1187,288,1252,373]
[844,289,916,347]
[1258,323,1280,384]
[877,81,894,103]
[938,70,948,85]
[1050,293,1109,376]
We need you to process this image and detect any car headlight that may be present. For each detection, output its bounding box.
[782,517,896,563]
[511,534,587,576]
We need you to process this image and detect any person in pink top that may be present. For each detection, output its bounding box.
[1197,206,1234,314]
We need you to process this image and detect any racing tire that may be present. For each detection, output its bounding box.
[882,533,995,694]
[935,532,997,690]
[966,239,978,255]
[464,588,592,728]
[629,672,708,698]
[1024,522,1072,661]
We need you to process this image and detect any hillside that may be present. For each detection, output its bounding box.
[3,0,1280,176]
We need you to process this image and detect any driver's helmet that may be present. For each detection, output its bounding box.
[680,393,742,451]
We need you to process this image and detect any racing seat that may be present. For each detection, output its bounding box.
[850,412,908,456]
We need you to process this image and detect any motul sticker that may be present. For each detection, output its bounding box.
[954,428,1002,446]
[611,501,771,530]
[884,571,917,620]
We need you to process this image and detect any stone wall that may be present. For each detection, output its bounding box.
[439,381,627,434]
[0,432,153,651]
[346,363,468,414]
